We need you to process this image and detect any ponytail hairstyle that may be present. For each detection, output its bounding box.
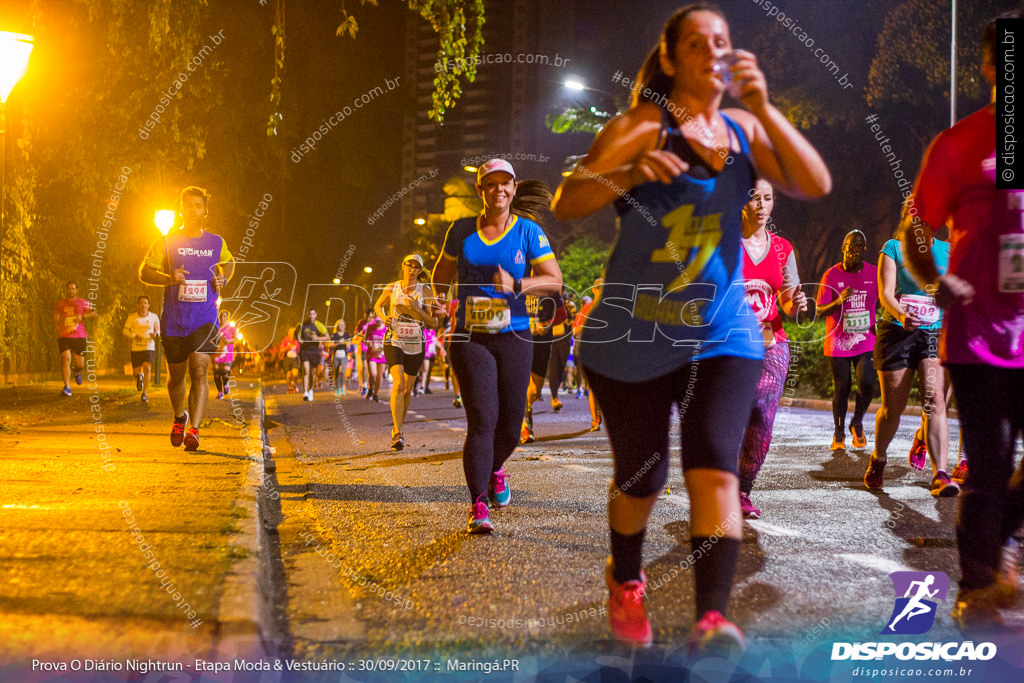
[511,179,554,228]
[632,3,726,108]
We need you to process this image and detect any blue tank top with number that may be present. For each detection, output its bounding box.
[579,110,764,382]
[161,230,225,337]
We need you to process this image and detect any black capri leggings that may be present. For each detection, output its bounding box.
[585,356,762,498]
[449,332,533,503]
[828,351,878,433]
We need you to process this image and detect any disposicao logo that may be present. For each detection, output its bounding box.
[882,571,948,635]
[830,571,997,662]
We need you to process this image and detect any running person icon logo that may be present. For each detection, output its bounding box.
[881,571,950,635]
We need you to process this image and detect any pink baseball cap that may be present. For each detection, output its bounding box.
[477,158,516,183]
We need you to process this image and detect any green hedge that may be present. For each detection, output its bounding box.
[783,319,833,399]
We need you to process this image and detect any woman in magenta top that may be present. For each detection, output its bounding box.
[816,230,879,450]
[213,309,236,399]
[901,11,1024,629]
[737,179,807,520]
[363,313,387,403]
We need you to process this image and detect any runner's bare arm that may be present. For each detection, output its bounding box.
[552,104,685,221]
[493,257,562,297]
[720,52,829,200]
[778,251,807,316]
[373,283,394,325]
[431,256,456,302]
[901,218,975,308]
[878,253,917,330]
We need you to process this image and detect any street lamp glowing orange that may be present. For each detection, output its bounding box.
[414,217,426,226]
[363,266,373,274]
[0,33,33,105]
[154,210,176,235]
[0,33,34,250]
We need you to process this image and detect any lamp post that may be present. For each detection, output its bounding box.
[0,32,34,261]
[151,210,176,386]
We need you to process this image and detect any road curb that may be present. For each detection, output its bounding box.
[781,397,958,419]
[213,379,277,659]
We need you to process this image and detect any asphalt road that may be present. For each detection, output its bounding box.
[262,377,1024,682]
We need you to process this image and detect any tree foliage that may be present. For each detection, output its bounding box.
[330,0,485,124]
[546,107,614,135]
[0,0,488,378]
[557,234,610,300]
[867,0,996,139]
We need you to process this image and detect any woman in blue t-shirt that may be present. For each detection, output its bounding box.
[864,231,957,496]
[430,159,562,535]
[552,4,830,654]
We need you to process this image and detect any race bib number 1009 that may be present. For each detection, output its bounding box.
[466,297,511,333]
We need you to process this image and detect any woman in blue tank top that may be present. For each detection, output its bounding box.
[552,3,831,655]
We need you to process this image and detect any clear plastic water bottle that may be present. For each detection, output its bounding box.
[713,52,742,98]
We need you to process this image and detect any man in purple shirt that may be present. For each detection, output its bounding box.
[140,186,233,451]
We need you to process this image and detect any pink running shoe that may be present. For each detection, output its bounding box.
[605,558,653,648]
[467,501,493,534]
[908,431,927,471]
[687,610,746,660]
[488,468,511,508]
[739,492,761,519]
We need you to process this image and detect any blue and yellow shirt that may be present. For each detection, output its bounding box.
[579,112,764,381]
[144,229,233,337]
[439,214,554,334]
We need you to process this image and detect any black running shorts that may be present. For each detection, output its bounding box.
[384,343,425,376]
[162,323,218,365]
[58,337,87,355]
[873,319,939,372]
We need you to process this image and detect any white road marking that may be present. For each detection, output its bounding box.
[746,520,804,537]
[837,553,912,575]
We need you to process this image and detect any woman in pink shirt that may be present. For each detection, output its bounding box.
[902,11,1024,630]
[213,310,236,400]
[737,179,807,519]
[816,230,879,450]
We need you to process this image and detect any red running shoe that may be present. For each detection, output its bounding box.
[170,411,189,447]
[864,455,886,490]
[183,427,200,452]
[687,610,746,660]
[605,558,653,648]
[908,431,927,471]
